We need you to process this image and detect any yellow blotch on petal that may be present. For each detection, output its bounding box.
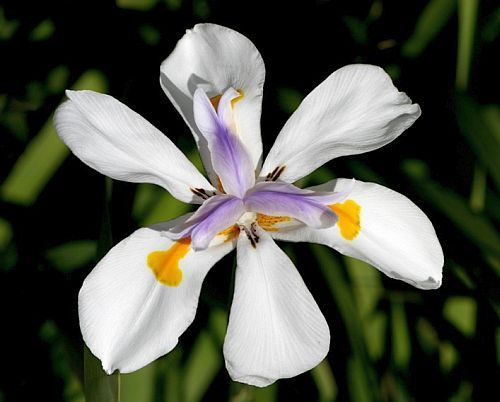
[256,213,291,232]
[329,199,361,240]
[147,238,191,287]
[218,225,240,242]
[210,89,244,110]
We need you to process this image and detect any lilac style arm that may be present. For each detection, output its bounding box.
[193,88,255,198]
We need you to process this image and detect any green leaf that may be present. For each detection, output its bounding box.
[391,301,411,368]
[97,177,114,257]
[486,191,500,223]
[164,0,182,11]
[133,183,191,226]
[403,159,500,257]
[455,95,500,191]
[121,362,156,402]
[311,245,380,402]
[439,341,459,372]
[39,320,85,402]
[162,348,183,402]
[84,346,120,402]
[449,381,473,402]
[29,19,55,42]
[45,240,97,272]
[193,0,210,19]
[347,356,371,402]
[456,0,478,90]
[183,308,226,402]
[443,296,477,337]
[0,7,19,40]
[343,16,368,45]
[183,330,221,402]
[345,257,382,316]
[345,257,387,361]
[481,8,500,42]
[416,318,439,354]
[138,25,161,46]
[0,217,12,250]
[46,65,70,94]
[482,104,500,143]
[311,360,337,402]
[116,0,157,10]
[277,87,303,115]
[469,164,486,212]
[402,0,456,58]
[1,70,107,206]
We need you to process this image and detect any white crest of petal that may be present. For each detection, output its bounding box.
[261,64,421,183]
[160,23,265,182]
[54,90,214,204]
[79,216,234,374]
[223,228,330,387]
[272,179,444,289]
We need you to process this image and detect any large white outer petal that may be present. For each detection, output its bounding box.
[272,179,444,289]
[54,90,214,204]
[261,65,421,183]
[160,23,265,181]
[223,228,330,387]
[79,216,234,374]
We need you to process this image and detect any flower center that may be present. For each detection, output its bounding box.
[237,211,257,227]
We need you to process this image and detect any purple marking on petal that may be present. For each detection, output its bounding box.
[165,194,244,250]
[193,88,255,198]
[244,182,343,229]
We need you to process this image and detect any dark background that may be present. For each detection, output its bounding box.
[1,0,499,401]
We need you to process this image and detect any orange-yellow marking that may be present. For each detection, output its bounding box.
[216,176,225,193]
[147,238,191,286]
[329,200,361,240]
[210,89,244,110]
[256,213,291,232]
[218,225,240,242]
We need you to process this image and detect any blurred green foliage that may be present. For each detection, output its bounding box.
[1,0,498,401]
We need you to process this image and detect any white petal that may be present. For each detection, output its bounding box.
[272,179,444,289]
[160,23,265,181]
[79,217,234,374]
[261,65,421,183]
[54,90,214,204]
[223,228,330,387]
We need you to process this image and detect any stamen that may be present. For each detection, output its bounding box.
[265,165,286,181]
[190,187,215,200]
[242,222,259,249]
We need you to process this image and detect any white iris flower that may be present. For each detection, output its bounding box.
[54,23,443,387]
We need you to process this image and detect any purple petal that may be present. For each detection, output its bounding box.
[193,88,255,198]
[244,182,346,228]
[165,194,244,250]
